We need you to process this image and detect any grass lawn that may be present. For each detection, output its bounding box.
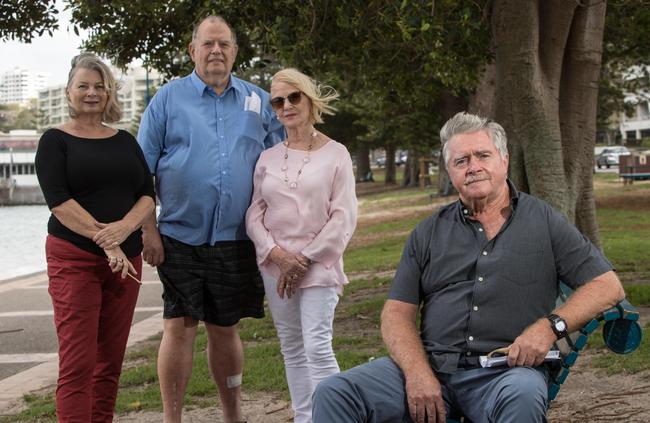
[4,174,649,422]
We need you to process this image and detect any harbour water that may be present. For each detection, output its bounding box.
[0,205,50,281]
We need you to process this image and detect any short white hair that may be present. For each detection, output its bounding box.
[440,112,508,165]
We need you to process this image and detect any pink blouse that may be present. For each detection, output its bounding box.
[246,140,357,294]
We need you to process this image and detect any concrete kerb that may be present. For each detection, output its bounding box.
[0,311,164,413]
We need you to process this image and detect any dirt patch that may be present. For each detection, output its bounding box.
[595,193,650,211]
[548,353,650,423]
[115,392,293,423]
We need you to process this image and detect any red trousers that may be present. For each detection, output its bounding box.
[46,235,141,423]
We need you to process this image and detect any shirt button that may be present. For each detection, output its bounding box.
[221,171,226,175]
[220,135,224,138]
[468,336,474,341]
[478,276,484,282]
[221,153,226,157]
[478,228,484,232]
[466,351,472,356]
[463,209,468,215]
[482,251,488,256]
[473,306,479,311]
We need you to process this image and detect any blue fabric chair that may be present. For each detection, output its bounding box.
[446,285,643,423]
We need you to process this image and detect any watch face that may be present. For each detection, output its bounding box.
[555,320,567,332]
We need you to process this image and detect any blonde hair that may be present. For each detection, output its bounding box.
[271,68,339,124]
[66,52,122,123]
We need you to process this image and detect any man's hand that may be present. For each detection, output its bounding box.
[142,225,164,266]
[93,220,134,249]
[507,318,556,367]
[404,370,446,423]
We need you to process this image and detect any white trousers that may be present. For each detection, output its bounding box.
[262,273,340,423]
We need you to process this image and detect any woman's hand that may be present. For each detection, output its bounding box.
[93,220,134,249]
[270,247,312,299]
[270,247,309,277]
[277,271,306,299]
[104,246,138,280]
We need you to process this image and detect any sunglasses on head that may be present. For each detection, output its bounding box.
[270,91,303,111]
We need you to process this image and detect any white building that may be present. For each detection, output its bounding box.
[37,65,162,132]
[0,67,50,105]
[619,92,650,144]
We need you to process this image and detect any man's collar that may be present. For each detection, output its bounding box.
[458,179,520,222]
[190,70,243,96]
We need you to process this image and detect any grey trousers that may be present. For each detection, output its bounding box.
[312,357,548,423]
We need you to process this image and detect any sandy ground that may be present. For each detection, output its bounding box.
[114,392,294,423]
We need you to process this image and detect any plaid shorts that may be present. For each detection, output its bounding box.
[158,235,265,326]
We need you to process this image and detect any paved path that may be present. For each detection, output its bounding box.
[0,265,165,413]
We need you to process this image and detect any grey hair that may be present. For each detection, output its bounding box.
[192,15,237,45]
[440,112,508,165]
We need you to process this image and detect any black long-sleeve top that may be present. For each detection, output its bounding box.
[35,128,155,257]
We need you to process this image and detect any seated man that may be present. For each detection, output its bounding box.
[312,112,625,423]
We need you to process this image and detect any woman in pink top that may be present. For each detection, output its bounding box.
[246,68,357,422]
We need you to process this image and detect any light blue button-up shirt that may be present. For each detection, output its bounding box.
[138,70,285,245]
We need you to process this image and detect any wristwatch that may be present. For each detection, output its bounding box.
[546,314,568,340]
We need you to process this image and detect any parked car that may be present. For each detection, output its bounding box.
[375,156,386,167]
[596,146,630,169]
[395,152,408,166]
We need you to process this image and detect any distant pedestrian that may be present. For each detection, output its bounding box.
[137,15,284,423]
[35,52,155,422]
[246,68,357,423]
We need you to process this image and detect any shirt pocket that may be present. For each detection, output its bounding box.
[240,111,266,144]
[499,241,546,286]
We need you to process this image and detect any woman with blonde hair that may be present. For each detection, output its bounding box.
[35,52,155,422]
[246,68,357,422]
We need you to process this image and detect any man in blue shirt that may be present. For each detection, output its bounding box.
[138,15,284,423]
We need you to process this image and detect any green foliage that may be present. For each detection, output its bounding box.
[63,1,491,160]
[0,0,58,42]
[598,0,650,131]
[0,103,38,131]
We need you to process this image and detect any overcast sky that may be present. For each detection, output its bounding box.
[0,2,88,86]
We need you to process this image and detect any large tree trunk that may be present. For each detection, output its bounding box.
[355,145,371,182]
[437,91,467,195]
[468,62,496,118]
[402,151,418,188]
[559,2,605,246]
[491,0,605,247]
[385,144,397,184]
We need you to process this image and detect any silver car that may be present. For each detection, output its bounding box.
[596,146,630,169]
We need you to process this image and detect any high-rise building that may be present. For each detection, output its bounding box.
[37,65,162,132]
[0,67,50,105]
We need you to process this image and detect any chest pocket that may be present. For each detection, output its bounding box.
[499,240,546,286]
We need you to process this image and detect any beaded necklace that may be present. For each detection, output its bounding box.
[281,131,318,190]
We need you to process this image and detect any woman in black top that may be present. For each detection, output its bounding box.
[35,53,155,423]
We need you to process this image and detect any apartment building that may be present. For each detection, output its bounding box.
[619,92,650,144]
[0,68,50,106]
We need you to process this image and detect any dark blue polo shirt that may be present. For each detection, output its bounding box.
[388,181,613,373]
